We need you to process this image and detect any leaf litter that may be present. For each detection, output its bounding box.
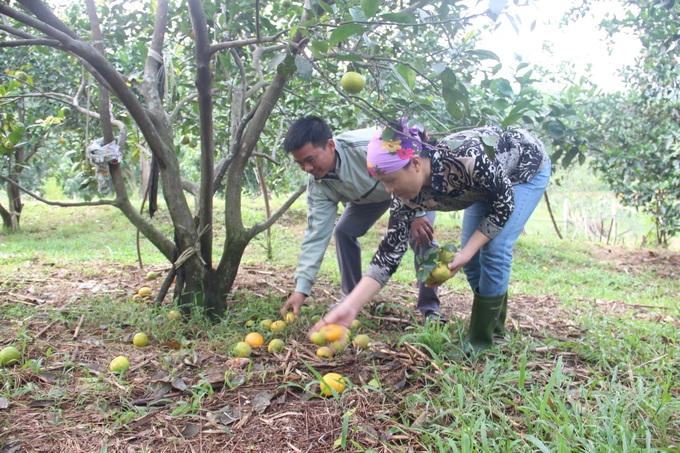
[0,250,678,452]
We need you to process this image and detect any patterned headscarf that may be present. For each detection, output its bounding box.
[367,117,432,176]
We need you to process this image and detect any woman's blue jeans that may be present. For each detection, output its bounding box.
[461,161,551,297]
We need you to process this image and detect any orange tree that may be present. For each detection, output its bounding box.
[0,0,541,317]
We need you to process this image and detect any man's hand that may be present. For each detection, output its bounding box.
[280,292,307,319]
[410,215,434,247]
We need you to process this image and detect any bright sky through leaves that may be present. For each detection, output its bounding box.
[473,0,641,93]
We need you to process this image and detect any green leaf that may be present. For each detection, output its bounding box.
[545,120,566,140]
[379,12,417,23]
[523,435,551,453]
[349,6,366,22]
[491,78,514,97]
[316,0,334,14]
[334,54,365,62]
[466,49,500,62]
[562,145,580,169]
[481,134,500,148]
[502,99,534,128]
[395,64,417,90]
[294,55,313,80]
[329,24,367,47]
[361,0,380,19]
[310,39,329,56]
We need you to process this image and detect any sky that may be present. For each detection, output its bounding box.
[471,0,642,93]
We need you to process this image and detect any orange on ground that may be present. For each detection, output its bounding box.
[310,331,326,346]
[316,346,334,358]
[270,320,286,333]
[319,323,345,343]
[320,372,346,396]
[244,332,265,348]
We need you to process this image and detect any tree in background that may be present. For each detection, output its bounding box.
[582,0,679,244]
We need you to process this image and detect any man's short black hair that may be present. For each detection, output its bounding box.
[283,115,333,152]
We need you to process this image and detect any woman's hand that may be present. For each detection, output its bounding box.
[308,302,359,338]
[447,250,471,276]
[423,250,473,287]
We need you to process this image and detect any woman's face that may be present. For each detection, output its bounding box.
[375,160,423,200]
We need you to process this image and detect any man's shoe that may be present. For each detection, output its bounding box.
[423,310,449,325]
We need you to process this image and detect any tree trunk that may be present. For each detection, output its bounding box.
[1,175,24,231]
[0,203,13,230]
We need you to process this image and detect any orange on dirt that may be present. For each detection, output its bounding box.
[310,331,326,346]
[320,372,346,396]
[352,334,370,349]
[319,323,345,343]
[316,346,334,358]
[138,286,152,297]
[232,341,252,358]
[270,320,287,333]
[268,339,285,353]
[244,332,265,348]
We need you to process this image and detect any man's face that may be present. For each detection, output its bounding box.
[290,139,336,179]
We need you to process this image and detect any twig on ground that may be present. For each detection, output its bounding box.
[72,314,85,339]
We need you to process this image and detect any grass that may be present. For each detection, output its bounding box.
[1,188,679,451]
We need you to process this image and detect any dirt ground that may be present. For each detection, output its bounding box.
[0,246,678,452]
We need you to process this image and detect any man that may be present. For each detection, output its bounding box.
[279,115,442,322]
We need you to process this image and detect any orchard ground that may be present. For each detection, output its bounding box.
[0,200,678,452]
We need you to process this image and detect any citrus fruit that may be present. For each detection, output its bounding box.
[310,331,326,346]
[269,320,286,333]
[340,71,365,94]
[438,248,455,263]
[138,286,152,297]
[320,372,346,396]
[232,341,252,358]
[429,263,450,283]
[281,0,292,7]
[244,332,265,348]
[350,319,361,331]
[132,332,148,347]
[329,339,348,353]
[146,271,158,280]
[352,334,371,349]
[245,320,256,327]
[284,312,296,324]
[0,346,22,366]
[15,71,28,81]
[319,323,345,343]
[109,356,130,373]
[167,310,181,321]
[268,339,285,353]
[259,319,273,330]
[316,346,334,358]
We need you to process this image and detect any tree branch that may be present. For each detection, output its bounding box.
[208,32,287,55]
[0,174,115,207]
[247,183,306,236]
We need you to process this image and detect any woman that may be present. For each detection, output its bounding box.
[309,118,551,354]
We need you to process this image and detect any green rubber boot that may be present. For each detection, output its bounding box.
[463,290,504,355]
[494,292,508,337]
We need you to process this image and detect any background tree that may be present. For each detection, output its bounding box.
[565,0,680,244]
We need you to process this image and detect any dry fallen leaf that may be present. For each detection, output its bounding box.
[180,422,201,438]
